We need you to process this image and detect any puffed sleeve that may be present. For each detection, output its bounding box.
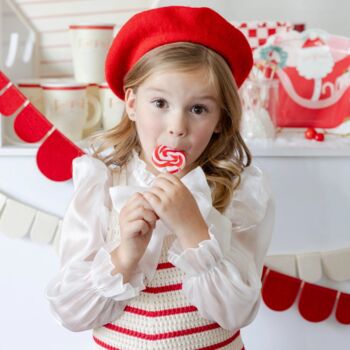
[45,155,146,332]
[168,164,275,331]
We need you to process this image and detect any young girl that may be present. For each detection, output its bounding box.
[46,6,274,350]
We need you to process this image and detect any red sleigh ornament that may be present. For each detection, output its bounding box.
[0,71,84,181]
[256,31,350,128]
[276,55,350,128]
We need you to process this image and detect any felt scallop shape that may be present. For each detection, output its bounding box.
[262,269,302,311]
[296,252,323,283]
[0,85,26,116]
[30,212,60,244]
[298,283,338,322]
[36,129,85,181]
[335,293,350,325]
[14,103,52,143]
[321,248,350,282]
[0,199,36,238]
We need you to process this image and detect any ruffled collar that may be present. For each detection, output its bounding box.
[126,150,213,204]
[128,150,156,187]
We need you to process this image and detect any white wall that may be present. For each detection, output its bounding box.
[154,0,350,36]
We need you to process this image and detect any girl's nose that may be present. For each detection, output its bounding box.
[169,128,185,137]
[168,112,187,137]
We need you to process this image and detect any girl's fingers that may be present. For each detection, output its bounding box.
[126,207,158,227]
[126,219,150,237]
[125,192,145,207]
[144,187,163,201]
[142,191,162,210]
[123,192,153,213]
[152,175,177,191]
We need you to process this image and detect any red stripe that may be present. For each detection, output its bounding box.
[156,262,175,270]
[143,283,182,294]
[93,336,121,350]
[104,322,220,340]
[198,331,240,350]
[124,305,197,317]
[69,25,114,30]
[42,86,86,90]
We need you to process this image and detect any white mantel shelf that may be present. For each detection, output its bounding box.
[247,130,350,157]
[1,130,350,157]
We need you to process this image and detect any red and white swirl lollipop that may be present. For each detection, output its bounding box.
[152,145,186,174]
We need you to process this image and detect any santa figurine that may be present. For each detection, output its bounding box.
[296,32,334,101]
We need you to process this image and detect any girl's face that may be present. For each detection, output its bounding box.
[124,67,221,177]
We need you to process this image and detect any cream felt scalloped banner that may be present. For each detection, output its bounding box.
[265,249,350,283]
[0,191,61,253]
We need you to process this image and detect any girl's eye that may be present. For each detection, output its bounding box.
[191,104,208,115]
[152,99,167,109]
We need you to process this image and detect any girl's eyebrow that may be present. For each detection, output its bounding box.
[197,95,217,102]
[146,87,217,101]
[145,87,218,104]
[145,87,168,93]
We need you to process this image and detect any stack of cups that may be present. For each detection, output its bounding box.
[41,82,102,142]
[12,24,124,144]
[69,24,115,84]
[67,23,124,137]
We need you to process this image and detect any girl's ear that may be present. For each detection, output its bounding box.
[124,88,137,121]
[214,121,222,133]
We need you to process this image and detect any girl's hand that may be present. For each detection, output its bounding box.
[111,192,158,275]
[143,173,210,249]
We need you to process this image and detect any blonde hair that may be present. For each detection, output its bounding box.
[90,42,252,212]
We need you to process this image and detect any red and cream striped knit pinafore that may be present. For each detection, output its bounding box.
[92,167,244,350]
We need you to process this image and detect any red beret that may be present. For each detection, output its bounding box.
[105,6,253,100]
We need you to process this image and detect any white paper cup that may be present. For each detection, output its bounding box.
[99,82,124,130]
[42,82,101,141]
[16,79,44,113]
[69,24,114,83]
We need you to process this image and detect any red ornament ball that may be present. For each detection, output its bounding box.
[304,128,316,140]
[314,133,325,142]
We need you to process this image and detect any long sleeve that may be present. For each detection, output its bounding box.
[168,164,275,331]
[45,155,145,332]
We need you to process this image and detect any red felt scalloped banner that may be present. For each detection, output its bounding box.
[0,84,26,116]
[0,71,10,90]
[262,269,302,311]
[262,268,350,324]
[0,71,85,181]
[336,293,350,324]
[37,130,84,181]
[298,283,338,322]
[14,103,52,142]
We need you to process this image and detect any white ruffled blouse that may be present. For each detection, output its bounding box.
[46,151,275,333]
